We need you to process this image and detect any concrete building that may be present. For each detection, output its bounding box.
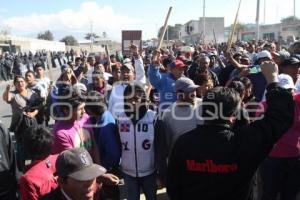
[239,21,300,44]
[179,17,225,44]
[0,34,65,53]
[78,38,121,54]
[179,20,201,45]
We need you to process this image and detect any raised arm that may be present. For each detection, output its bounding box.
[131,45,146,85]
[238,61,294,163]
[148,50,163,90]
[224,50,248,70]
[3,84,13,103]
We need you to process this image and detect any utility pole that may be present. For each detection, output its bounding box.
[203,0,206,44]
[90,21,93,53]
[294,0,296,21]
[264,0,266,24]
[256,0,260,41]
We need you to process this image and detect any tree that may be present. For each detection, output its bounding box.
[84,33,100,41]
[60,35,78,46]
[281,16,300,24]
[37,30,54,41]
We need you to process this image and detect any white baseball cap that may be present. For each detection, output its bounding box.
[256,50,272,61]
[278,74,295,90]
[262,73,295,102]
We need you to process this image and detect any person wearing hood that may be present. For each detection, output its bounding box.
[117,83,157,200]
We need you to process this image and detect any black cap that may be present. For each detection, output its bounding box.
[56,148,106,181]
[282,56,300,67]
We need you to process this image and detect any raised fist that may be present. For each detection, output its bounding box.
[260,61,279,84]
[6,84,11,91]
[151,49,161,66]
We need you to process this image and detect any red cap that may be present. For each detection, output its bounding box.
[168,60,186,69]
[177,55,187,62]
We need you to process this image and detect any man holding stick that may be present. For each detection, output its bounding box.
[148,50,186,110]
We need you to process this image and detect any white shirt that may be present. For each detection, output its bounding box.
[134,57,146,86]
[36,77,51,96]
[104,72,112,81]
[86,66,94,84]
[108,83,127,118]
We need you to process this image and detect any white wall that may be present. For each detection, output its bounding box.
[0,35,66,53]
[179,18,225,44]
[179,20,200,38]
[199,17,225,43]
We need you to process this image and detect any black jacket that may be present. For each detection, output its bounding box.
[0,123,17,200]
[166,84,294,200]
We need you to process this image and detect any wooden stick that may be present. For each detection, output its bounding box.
[157,7,173,49]
[213,28,217,45]
[105,45,111,63]
[46,51,53,81]
[146,84,152,101]
[105,45,112,73]
[227,0,242,52]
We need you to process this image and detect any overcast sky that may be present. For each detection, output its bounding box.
[0,0,298,41]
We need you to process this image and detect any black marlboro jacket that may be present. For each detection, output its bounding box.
[166,84,294,200]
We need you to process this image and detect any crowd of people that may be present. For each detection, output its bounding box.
[0,38,300,200]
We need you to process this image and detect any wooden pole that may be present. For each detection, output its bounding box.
[46,51,53,81]
[213,28,217,45]
[157,7,172,49]
[105,45,112,73]
[227,0,242,51]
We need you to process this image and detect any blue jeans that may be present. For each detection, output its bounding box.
[123,172,157,200]
[260,157,300,200]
